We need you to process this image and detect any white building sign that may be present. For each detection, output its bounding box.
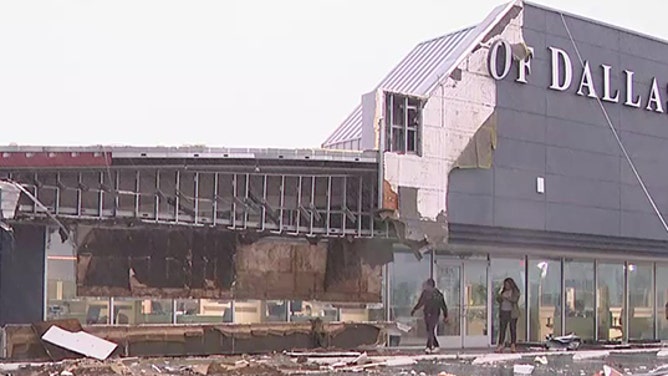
[487,39,666,113]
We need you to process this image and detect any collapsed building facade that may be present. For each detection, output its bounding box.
[3,0,668,357]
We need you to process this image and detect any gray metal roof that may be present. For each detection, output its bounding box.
[0,145,378,163]
[322,1,519,149]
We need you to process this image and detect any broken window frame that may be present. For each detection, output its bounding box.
[385,92,423,155]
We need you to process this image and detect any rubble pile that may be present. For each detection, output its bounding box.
[1,355,314,376]
[3,322,668,376]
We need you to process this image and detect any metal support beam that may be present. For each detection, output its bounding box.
[5,168,383,238]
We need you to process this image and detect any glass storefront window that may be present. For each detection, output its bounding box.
[657,264,668,340]
[175,299,232,323]
[339,303,383,322]
[234,300,288,323]
[563,260,595,341]
[390,252,431,346]
[490,257,527,344]
[112,298,174,324]
[628,263,654,340]
[596,262,624,342]
[45,229,110,324]
[528,258,562,341]
[290,301,337,322]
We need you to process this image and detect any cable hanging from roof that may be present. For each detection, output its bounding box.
[559,12,668,235]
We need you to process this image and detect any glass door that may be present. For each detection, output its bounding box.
[435,258,490,348]
[435,261,462,348]
[463,261,490,347]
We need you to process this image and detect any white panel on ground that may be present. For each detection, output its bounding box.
[471,353,522,365]
[573,350,609,360]
[42,326,117,361]
[513,364,535,375]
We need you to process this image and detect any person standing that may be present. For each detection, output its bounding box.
[411,278,449,353]
[496,277,521,353]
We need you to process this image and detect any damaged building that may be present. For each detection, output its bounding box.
[323,0,668,348]
[3,0,668,357]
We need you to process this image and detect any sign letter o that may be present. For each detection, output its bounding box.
[488,39,512,80]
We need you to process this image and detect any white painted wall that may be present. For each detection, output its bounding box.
[383,9,525,222]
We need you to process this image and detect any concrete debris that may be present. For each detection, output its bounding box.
[513,364,535,375]
[471,353,522,365]
[437,372,457,376]
[602,365,623,376]
[285,351,363,358]
[573,351,610,361]
[534,356,548,365]
[545,334,582,351]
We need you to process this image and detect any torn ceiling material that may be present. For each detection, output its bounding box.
[75,225,236,299]
[74,224,392,301]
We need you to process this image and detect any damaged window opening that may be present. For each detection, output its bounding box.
[385,93,423,155]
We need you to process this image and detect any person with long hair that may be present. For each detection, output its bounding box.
[496,277,521,353]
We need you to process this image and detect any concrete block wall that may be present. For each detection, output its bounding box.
[383,8,524,222]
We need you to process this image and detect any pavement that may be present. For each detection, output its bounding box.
[2,346,668,376]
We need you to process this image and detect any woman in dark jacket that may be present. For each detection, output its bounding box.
[495,277,521,353]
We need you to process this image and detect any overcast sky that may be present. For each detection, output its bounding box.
[0,0,666,149]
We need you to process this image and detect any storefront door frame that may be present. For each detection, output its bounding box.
[432,255,491,348]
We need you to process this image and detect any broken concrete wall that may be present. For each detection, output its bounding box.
[75,224,391,302]
[382,3,525,247]
[3,321,387,361]
[212,237,389,302]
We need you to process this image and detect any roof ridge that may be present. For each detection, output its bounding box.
[416,25,478,47]
[322,0,518,149]
[524,0,668,47]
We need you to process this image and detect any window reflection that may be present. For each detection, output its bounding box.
[657,264,668,340]
[490,258,526,344]
[45,229,109,324]
[596,263,624,342]
[528,258,561,341]
[339,303,383,322]
[628,263,654,340]
[234,300,287,323]
[564,260,595,341]
[112,298,174,324]
[435,262,460,337]
[390,252,430,346]
[175,299,232,323]
[290,301,337,322]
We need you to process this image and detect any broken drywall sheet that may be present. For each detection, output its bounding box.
[42,326,117,361]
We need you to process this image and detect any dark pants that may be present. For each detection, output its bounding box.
[498,310,517,345]
[425,314,440,349]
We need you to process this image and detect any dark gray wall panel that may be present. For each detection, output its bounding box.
[447,192,494,226]
[447,3,668,241]
[0,224,45,325]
